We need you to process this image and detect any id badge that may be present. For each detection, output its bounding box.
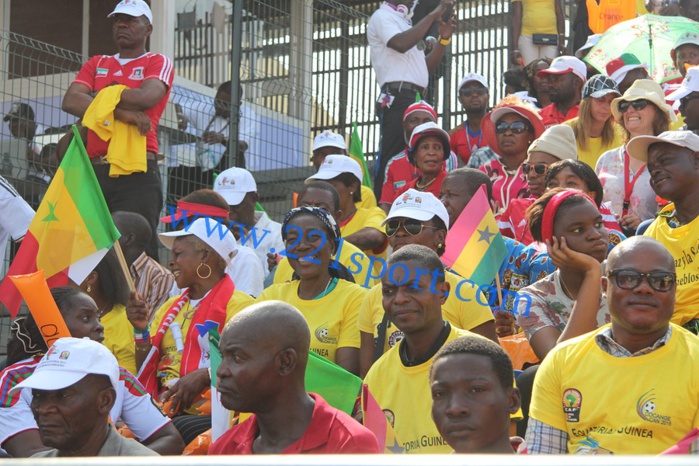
[378,93,395,108]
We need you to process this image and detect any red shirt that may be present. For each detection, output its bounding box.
[208,394,380,454]
[449,122,486,165]
[478,159,529,217]
[74,53,174,158]
[380,151,417,205]
[539,103,579,126]
[394,169,447,200]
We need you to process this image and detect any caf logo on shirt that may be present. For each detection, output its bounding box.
[636,390,672,425]
[314,323,337,344]
[562,388,582,423]
[129,67,144,80]
[383,409,395,427]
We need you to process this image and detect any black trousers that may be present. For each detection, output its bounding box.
[93,159,163,260]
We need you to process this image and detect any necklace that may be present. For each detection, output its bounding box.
[98,302,111,318]
[415,176,436,190]
[315,277,334,299]
[559,274,574,299]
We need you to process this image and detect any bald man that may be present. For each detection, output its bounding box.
[112,211,174,316]
[209,301,379,454]
[527,237,699,455]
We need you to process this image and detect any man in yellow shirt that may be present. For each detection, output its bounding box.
[527,236,699,454]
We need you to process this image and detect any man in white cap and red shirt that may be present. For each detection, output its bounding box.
[449,73,490,166]
[311,130,377,210]
[605,53,649,95]
[537,56,587,126]
[379,101,459,212]
[667,66,699,133]
[13,337,159,457]
[62,0,174,261]
[672,32,699,79]
[213,167,284,279]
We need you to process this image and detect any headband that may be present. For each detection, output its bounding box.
[403,101,437,121]
[282,206,341,242]
[540,190,596,243]
[160,200,230,223]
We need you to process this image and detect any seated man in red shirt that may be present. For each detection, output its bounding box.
[537,57,585,126]
[209,301,380,455]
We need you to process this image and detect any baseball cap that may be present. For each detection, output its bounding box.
[627,131,699,163]
[575,33,601,59]
[611,79,676,124]
[606,53,647,84]
[582,75,621,99]
[108,0,153,23]
[305,154,362,184]
[667,67,699,102]
[312,130,346,152]
[9,338,119,396]
[213,167,257,206]
[458,73,489,91]
[383,189,450,229]
[674,32,699,51]
[527,124,578,161]
[4,102,34,122]
[407,122,450,161]
[403,101,437,122]
[159,217,239,269]
[537,56,587,82]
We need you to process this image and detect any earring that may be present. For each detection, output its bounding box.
[437,243,443,249]
[87,285,92,293]
[197,263,212,279]
[350,192,354,195]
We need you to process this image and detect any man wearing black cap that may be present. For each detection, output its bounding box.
[62,0,173,259]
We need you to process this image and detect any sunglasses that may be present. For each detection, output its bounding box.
[495,121,529,134]
[386,219,439,237]
[607,269,676,292]
[679,93,699,107]
[618,99,649,113]
[522,163,548,175]
[459,88,488,97]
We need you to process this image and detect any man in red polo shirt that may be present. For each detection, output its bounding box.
[537,56,585,126]
[62,0,174,259]
[209,301,380,455]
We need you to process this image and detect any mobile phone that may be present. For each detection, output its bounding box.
[442,3,453,22]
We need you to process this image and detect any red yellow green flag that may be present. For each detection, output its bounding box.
[0,126,120,316]
[349,122,373,189]
[442,185,508,287]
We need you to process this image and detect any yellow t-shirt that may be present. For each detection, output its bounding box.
[358,271,495,353]
[357,185,377,210]
[530,324,699,454]
[340,207,388,275]
[644,205,699,325]
[149,289,254,386]
[102,304,136,375]
[512,0,557,35]
[257,279,366,363]
[565,119,624,169]
[274,239,379,289]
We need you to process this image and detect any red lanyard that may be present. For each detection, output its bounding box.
[622,149,645,217]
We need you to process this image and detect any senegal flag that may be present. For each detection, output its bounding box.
[442,185,508,287]
[349,122,372,189]
[0,126,120,316]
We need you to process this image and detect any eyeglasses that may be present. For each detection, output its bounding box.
[679,93,699,108]
[607,269,676,292]
[618,99,649,113]
[522,163,548,175]
[459,88,488,97]
[385,219,439,237]
[495,121,529,134]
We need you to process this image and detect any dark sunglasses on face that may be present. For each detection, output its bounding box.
[607,269,676,292]
[679,93,699,107]
[385,219,439,237]
[522,163,548,175]
[495,121,528,134]
[459,88,488,97]
[618,99,649,113]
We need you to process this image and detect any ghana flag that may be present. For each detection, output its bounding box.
[442,185,508,287]
[349,122,372,189]
[0,126,120,316]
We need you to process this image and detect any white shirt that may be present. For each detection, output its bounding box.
[241,211,284,279]
[226,245,264,297]
[0,176,34,279]
[367,3,429,88]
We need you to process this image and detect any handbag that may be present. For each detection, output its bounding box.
[532,33,558,45]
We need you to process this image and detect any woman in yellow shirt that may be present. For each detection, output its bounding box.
[257,206,367,375]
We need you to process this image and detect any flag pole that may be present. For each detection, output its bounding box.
[494,272,504,309]
[113,241,136,292]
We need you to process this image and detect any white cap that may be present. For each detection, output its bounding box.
[305,154,362,184]
[9,338,119,395]
[627,131,699,163]
[383,189,450,229]
[214,167,257,206]
[575,33,602,59]
[159,217,239,269]
[312,131,346,152]
[674,32,699,51]
[108,0,153,23]
[537,56,587,83]
[667,67,699,102]
[458,73,489,91]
